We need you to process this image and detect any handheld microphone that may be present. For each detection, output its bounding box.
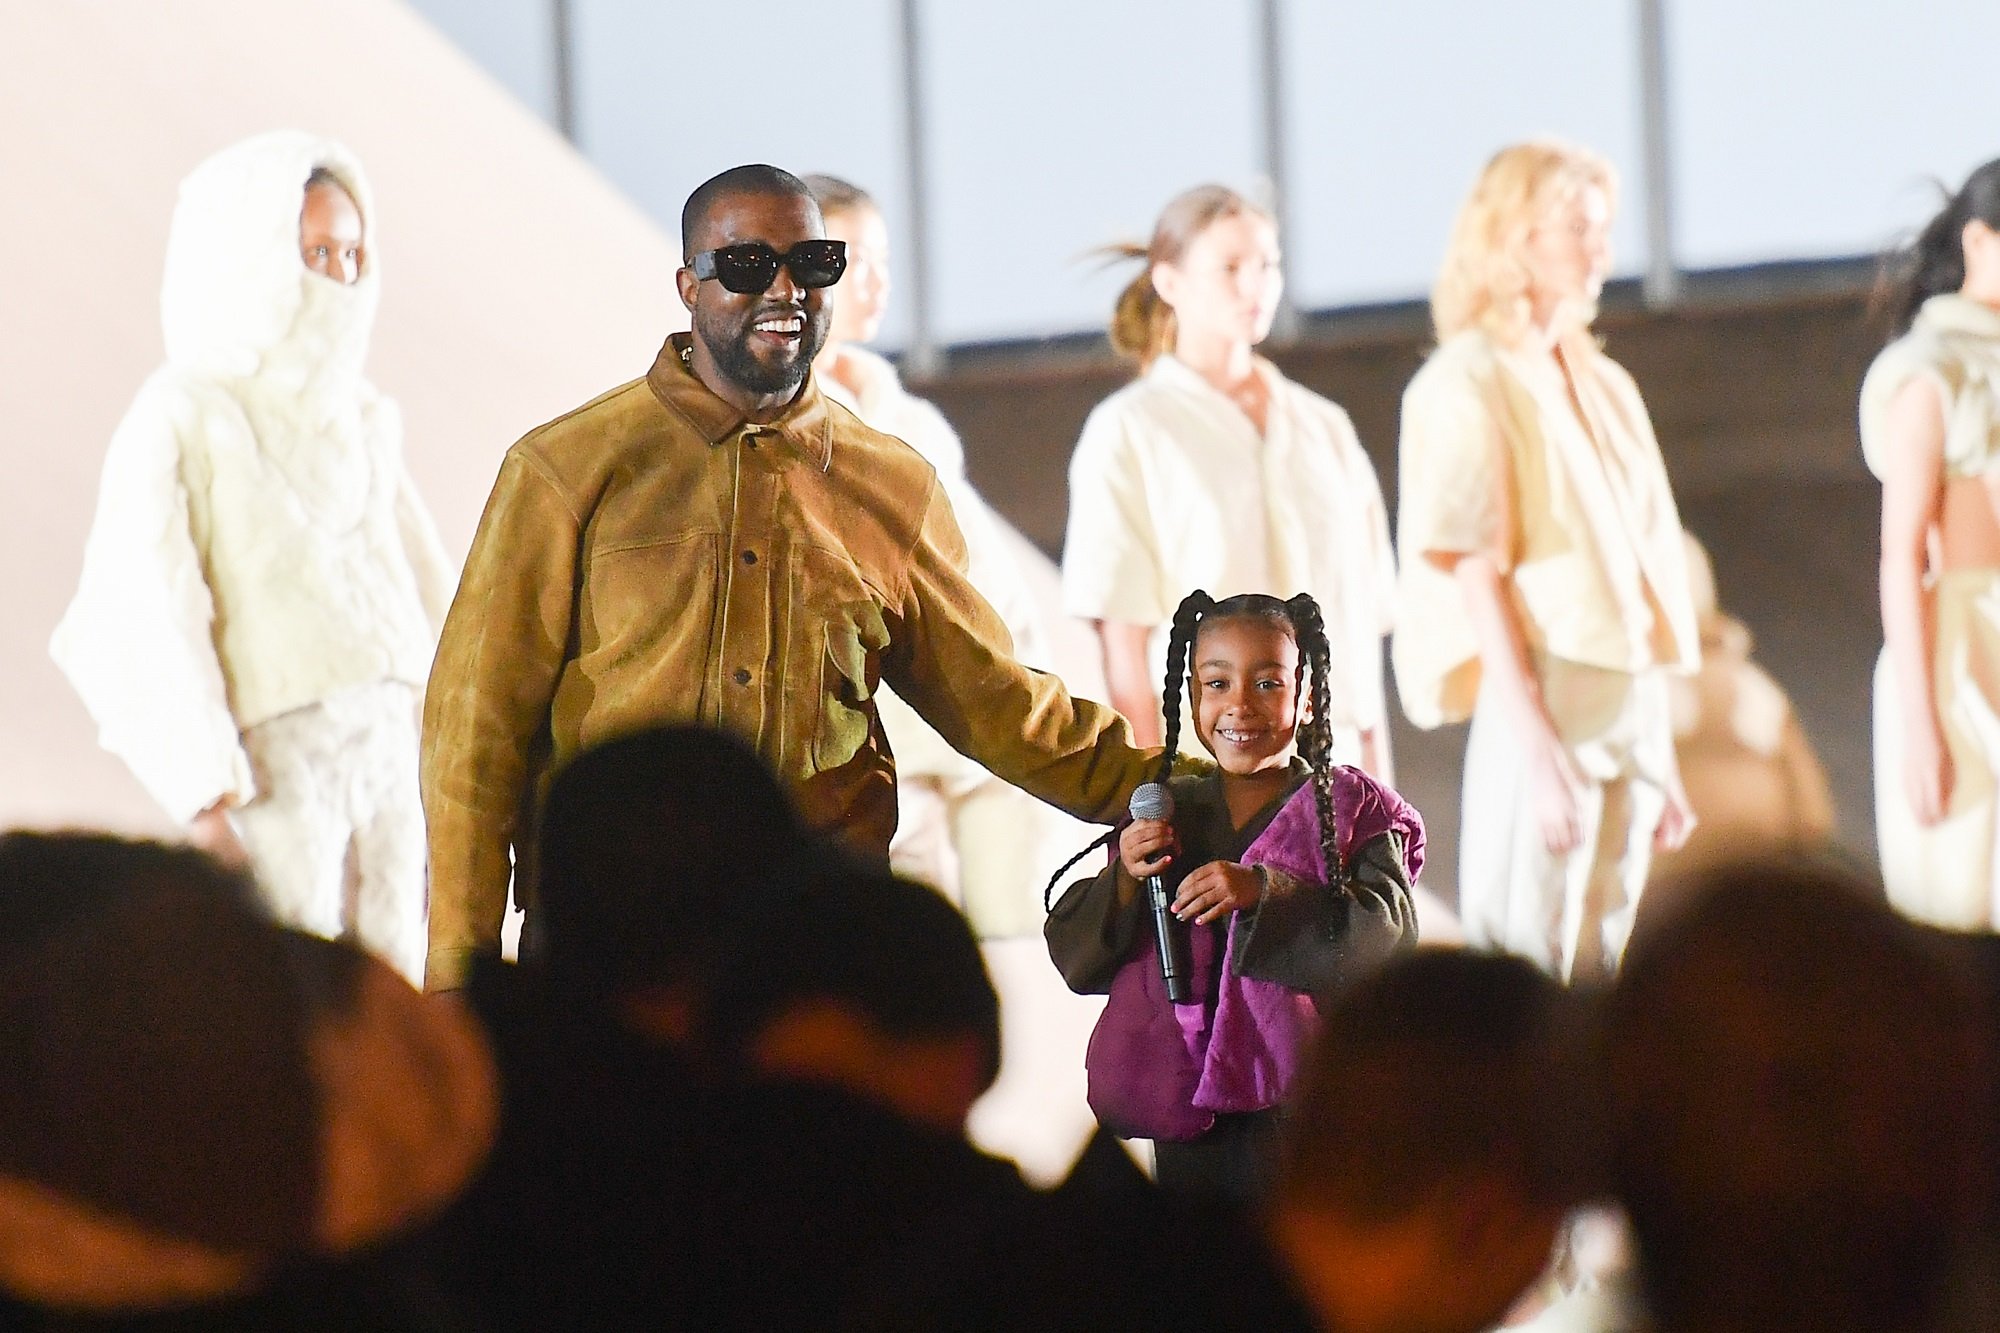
[1129,782,1193,1004]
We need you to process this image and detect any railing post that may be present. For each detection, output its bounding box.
[897,0,945,378]
[1637,0,1683,308]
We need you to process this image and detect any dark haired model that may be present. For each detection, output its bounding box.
[1864,156,2000,928]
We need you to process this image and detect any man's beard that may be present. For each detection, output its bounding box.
[698,302,827,398]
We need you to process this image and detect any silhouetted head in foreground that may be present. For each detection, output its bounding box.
[0,831,495,1319]
[1606,856,1989,1333]
[704,861,1002,1132]
[1267,948,1593,1333]
[534,723,815,1022]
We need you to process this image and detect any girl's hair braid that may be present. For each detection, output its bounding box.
[1043,827,1116,913]
[1283,593,1345,885]
[1157,590,1215,786]
[1045,587,1212,913]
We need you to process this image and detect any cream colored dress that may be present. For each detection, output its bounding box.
[1395,329,1697,982]
[1862,293,2000,929]
[1060,353,1396,762]
[823,345,1073,936]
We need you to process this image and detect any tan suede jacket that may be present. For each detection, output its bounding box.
[421,335,1151,988]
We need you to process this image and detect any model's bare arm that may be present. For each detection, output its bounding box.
[1879,375,1952,825]
[1444,551,1587,854]
[1094,619,1163,747]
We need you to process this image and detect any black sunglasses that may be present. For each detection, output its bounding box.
[689,240,847,295]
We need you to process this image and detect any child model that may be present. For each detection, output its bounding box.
[1045,591,1419,1203]
[806,174,1057,936]
[1393,140,1699,984]
[52,132,454,982]
[1864,158,2000,928]
[1062,186,1397,780]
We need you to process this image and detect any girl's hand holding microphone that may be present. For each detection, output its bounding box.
[1119,817,1177,883]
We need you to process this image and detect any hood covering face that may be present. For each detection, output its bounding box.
[159,130,378,393]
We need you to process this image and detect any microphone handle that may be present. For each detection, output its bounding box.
[1144,873,1194,1004]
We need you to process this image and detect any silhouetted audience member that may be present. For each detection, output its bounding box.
[0,832,496,1331]
[1606,857,1991,1333]
[703,863,1002,1131]
[1255,949,1595,1333]
[436,724,1134,1329]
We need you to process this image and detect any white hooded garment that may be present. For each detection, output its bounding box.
[51,131,454,826]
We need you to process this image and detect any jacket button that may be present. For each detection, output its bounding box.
[733,668,751,685]
[741,549,757,565]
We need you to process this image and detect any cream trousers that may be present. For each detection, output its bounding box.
[228,681,427,984]
[1459,657,1672,983]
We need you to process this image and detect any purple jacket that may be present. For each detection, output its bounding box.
[1083,767,1423,1142]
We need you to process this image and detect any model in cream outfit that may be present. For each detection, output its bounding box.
[812,177,1075,936]
[51,133,454,981]
[1394,142,1698,983]
[1061,185,1396,779]
[1866,162,2000,930]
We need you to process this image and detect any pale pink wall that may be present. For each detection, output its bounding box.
[0,0,685,831]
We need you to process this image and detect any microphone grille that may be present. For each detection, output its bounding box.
[1128,781,1174,822]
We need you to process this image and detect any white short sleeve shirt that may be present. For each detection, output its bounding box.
[1061,354,1396,733]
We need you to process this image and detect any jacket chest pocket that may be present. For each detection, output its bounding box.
[581,532,721,684]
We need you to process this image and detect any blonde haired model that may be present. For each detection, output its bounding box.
[1062,185,1396,780]
[1865,157,2000,929]
[1394,141,1699,982]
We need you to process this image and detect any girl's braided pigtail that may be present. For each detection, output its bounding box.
[1156,590,1214,786]
[1047,588,1215,912]
[1284,593,1344,886]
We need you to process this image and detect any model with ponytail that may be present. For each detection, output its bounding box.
[1862,156,2000,929]
[1045,589,1421,1204]
[1060,186,1398,785]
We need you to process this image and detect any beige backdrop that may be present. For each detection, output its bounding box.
[0,0,685,831]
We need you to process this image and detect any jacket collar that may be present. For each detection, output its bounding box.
[646,332,834,471]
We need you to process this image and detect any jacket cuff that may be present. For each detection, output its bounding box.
[423,947,483,994]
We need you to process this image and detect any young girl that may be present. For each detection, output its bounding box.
[1060,185,1397,781]
[1394,140,1699,984]
[1865,157,2000,928]
[1044,591,1421,1203]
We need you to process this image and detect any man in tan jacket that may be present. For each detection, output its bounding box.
[420,164,1152,990]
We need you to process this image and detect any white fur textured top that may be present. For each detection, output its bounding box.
[51,131,456,824]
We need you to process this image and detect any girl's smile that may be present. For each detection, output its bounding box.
[1192,617,1300,777]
